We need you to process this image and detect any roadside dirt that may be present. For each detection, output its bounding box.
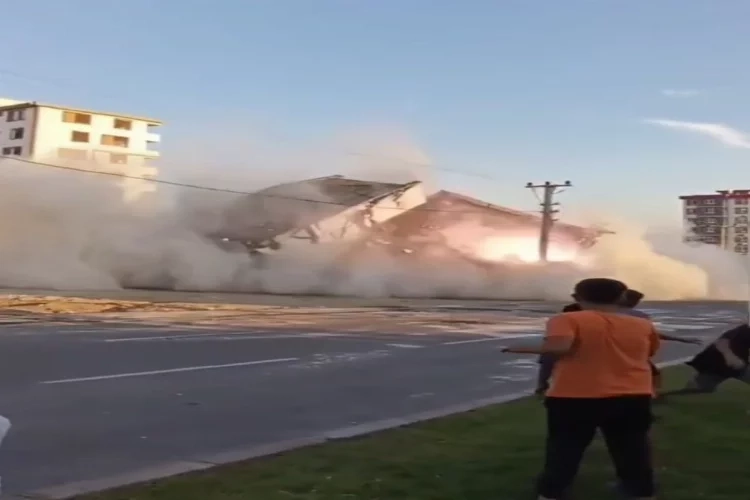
[0,295,235,315]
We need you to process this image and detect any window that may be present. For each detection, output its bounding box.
[706,218,717,224]
[705,199,717,205]
[62,111,92,125]
[6,109,25,122]
[736,226,748,234]
[9,127,24,140]
[101,135,129,147]
[113,118,132,130]
[705,208,717,214]
[110,153,128,164]
[735,244,748,254]
[735,207,748,215]
[705,227,717,234]
[71,131,89,143]
[735,199,749,205]
[57,148,88,160]
[1,146,22,155]
[736,216,749,224]
[685,208,696,215]
[735,235,748,243]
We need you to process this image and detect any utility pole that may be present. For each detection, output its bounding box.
[525,180,572,262]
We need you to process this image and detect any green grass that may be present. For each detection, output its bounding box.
[79,368,750,500]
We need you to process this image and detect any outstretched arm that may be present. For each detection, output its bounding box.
[658,332,702,345]
[502,315,575,355]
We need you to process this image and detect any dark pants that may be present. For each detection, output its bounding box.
[537,396,655,499]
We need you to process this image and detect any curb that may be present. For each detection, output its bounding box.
[17,357,692,500]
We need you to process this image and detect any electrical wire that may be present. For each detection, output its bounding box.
[0,155,546,217]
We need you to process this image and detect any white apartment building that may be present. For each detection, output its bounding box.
[680,190,750,255]
[0,97,161,201]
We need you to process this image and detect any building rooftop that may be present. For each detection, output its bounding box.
[0,98,162,125]
[680,190,750,200]
[382,189,607,238]
[213,175,422,242]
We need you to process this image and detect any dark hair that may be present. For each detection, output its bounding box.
[573,278,627,305]
[621,289,645,308]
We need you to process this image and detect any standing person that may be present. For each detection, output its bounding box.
[661,323,750,397]
[534,290,699,397]
[617,289,702,398]
[503,278,659,500]
[534,302,581,396]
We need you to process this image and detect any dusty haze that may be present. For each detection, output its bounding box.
[0,143,747,301]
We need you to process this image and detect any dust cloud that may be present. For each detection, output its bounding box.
[0,144,746,302]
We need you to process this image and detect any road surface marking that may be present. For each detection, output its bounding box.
[40,358,298,385]
[655,322,728,330]
[442,333,541,346]
[490,374,532,382]
[103,333,216,342]
[102,333,343,343]
[501,359,538,367]
[387,343,423,349]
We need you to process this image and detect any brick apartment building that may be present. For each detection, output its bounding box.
[680,190,750,254]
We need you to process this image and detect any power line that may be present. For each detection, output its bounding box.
[0,155,541,217]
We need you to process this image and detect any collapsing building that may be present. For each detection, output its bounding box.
[208,176,605,270]
[208,175,427,255]
[337,190,606,268]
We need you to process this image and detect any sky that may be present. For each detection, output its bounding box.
[3,0,750,226]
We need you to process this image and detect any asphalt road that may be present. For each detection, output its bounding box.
[0,301,745,495]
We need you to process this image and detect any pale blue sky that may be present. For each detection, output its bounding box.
[3,1,750,224]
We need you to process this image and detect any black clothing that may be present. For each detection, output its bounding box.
[537,396,655,499]
[561,303,582,313]
[687,324,750,378]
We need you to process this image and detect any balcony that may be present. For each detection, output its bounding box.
[146,132,160,143]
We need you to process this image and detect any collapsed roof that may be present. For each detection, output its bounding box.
[334,189,608,270]
[207,174,605,261]
[210,175,425,245]
[378,190,606,247]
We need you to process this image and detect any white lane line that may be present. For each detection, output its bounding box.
[102,333,342,343]
[442,333,541,346]
[40,357,298,385]
[655,322,728,331]
[386,343,423,349]
[103,334,213,342]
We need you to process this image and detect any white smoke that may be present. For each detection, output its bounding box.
[0,142,747,301]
